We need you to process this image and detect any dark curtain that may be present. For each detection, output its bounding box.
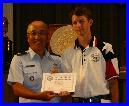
[13,4,125,66]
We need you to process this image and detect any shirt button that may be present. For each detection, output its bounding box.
[84,55,85,56]
[84,59,86,61]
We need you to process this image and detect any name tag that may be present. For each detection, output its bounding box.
[26,65,35,67]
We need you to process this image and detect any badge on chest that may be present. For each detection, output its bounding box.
[90,53,100,62]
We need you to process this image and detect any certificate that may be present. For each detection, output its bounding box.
[41,73,76,93]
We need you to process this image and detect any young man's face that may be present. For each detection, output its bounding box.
[72,15,93,37]
[27,21,48,52]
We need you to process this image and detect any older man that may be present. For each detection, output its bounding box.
[7,20,64,103]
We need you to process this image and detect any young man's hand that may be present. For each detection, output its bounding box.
[58,91,70,96]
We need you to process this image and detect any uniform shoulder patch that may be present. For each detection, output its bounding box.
[17,51,28,56]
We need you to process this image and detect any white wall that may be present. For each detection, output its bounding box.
[3,3,13,42]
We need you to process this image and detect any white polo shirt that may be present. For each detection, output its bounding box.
[61,37,119,98]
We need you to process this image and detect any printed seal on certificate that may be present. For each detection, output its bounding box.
[50,25,77,56]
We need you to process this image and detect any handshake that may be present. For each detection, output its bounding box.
[38,91,71,101]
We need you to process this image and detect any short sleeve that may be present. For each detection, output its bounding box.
[60,48,73,73]
[7,55,24,85]
[101,42,119,80]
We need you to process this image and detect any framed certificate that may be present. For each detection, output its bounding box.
[41,73,76,93]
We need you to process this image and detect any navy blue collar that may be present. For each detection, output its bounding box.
[74,36,94,51]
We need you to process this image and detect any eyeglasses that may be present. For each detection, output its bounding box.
[27,30,48,36]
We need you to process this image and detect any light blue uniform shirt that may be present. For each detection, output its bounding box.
[7,48,61,103]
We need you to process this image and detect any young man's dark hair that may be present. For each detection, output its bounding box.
[69,6,92,20]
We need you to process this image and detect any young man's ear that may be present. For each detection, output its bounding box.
[89,19,93,26]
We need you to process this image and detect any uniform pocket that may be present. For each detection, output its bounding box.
[24,67,39,80]
[23,67,41,88]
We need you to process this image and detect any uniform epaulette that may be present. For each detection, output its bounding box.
[17,51,28,56]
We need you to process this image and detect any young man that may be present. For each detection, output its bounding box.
[61,6,119,103]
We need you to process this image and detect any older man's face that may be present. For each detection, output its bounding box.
[27,21,48,52]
